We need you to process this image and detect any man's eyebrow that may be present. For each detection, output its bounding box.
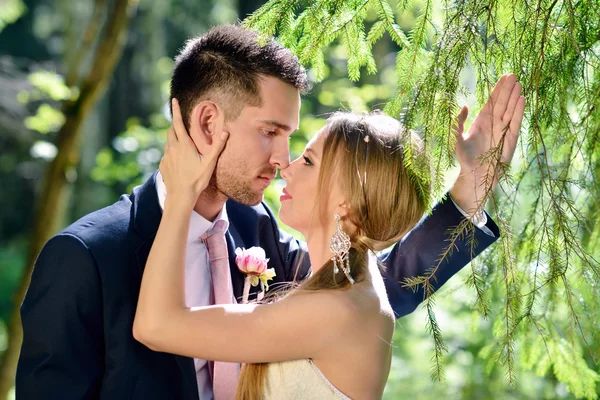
[258,119,293,132]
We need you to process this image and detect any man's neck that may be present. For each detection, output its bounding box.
[193,188,228,222]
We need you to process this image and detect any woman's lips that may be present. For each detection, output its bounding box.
[280,188,292,201]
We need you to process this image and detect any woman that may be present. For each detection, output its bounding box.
[133,102,430,399]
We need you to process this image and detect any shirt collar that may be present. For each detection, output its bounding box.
[155,171,229,244]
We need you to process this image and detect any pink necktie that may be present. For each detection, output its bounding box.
[201,220,239,400]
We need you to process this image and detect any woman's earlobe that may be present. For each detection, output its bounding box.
[337,202,351,218]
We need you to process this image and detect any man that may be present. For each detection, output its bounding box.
[16,25,524,399]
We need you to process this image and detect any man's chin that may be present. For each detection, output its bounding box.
[223,189,264,206]
[242,195,264,206]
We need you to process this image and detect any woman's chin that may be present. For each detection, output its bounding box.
[278,206,298,231]
[278,206,289,225]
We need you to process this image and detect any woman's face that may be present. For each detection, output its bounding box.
[279,128,341,236]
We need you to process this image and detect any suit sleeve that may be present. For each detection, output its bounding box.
[380,194,500,318]
[16,234,104,400]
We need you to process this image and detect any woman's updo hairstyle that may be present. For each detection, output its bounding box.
[318,111,431,255]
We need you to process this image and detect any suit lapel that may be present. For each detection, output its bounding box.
[132,172,162,276]
[131,172,199,400]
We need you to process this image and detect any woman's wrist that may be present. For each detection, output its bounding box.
[164,192,197,213]
[450,170,487,215]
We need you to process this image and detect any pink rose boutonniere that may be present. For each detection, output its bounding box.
[235,247,276,303]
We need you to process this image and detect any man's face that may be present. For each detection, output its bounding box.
[215,76,301,205]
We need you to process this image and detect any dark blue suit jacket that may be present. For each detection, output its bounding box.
[16,172,498,399]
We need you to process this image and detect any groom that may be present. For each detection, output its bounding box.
[16,25,523,400]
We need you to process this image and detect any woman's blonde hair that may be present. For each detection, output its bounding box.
[235,111,431,399]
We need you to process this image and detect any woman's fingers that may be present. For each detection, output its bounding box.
[488,74,507,106]
[501,96,525,163]
[171,98,187,142]
[204,131,229,170]
[161,97,229,196]
[166,126,177,147]
[169,97,200,157]
[509,96,526,137]
[454,105,469,137]
[502,81,522,124]
[494,74,517,119]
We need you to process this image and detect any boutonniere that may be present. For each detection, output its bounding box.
[235,247,276,304]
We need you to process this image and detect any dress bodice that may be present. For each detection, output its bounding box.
[263,359,351,399]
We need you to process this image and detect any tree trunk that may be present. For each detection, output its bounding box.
[0,1,137,397]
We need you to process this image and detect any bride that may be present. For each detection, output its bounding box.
[133,100,432,399]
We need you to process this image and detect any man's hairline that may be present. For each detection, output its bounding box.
[184,75,303,126]
[178,89,262,126]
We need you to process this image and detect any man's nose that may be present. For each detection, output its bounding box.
[270,140,290,170]
[280,164,292,181]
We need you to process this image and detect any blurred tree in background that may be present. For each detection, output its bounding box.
[0,0,598,399]
[0,0,138,395]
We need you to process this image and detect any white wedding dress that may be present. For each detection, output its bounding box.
[263,359,351,399]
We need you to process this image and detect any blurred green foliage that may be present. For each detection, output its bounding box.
[0,0,25,32]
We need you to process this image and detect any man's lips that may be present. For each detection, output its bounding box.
[258,173,276,182]
[280,188,292,201]
[256,176,272,189]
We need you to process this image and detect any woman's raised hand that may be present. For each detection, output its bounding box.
[160,98,229,207]
[455,74,525,189]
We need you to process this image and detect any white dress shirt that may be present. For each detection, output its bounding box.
[450,197,494,237]
[155,172,230,400]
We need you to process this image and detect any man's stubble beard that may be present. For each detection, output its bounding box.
[209,159,264,206]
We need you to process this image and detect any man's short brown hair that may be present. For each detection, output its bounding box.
[170,25,310,128]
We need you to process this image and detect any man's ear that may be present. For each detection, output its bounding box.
[188,101,224,154]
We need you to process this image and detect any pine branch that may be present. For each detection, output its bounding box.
[245,0,600,394]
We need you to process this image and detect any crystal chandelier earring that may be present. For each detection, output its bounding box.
[330,213,354,284]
